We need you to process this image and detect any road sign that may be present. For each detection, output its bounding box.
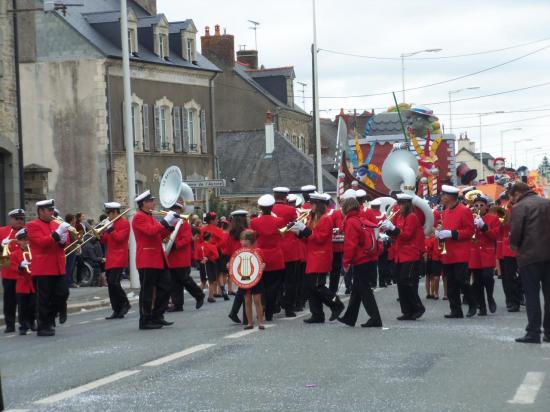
[186,179,226,189]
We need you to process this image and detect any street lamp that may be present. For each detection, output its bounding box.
[400,48,442,102]
[513,138,533,168]
[448,87,480,135]
[478,111,505,180]
[500,128,522,164]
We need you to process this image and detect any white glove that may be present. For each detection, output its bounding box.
[20,260,30,269]
[378,233,389,241]
[55,222,71,236]
[1,238,9,247]
[474,217,485,229]
[435,229,452,240]
[163,211,179,226]
[380,220,395,232]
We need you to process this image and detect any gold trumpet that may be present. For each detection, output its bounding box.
[22,247,32,274]
[377,209,399,228]
[436,206,447,255]
[151,210,191,221]
[279,210,310,234]
[0,239,16,268]
[53,216,80,236]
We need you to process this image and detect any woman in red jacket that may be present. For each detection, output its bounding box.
[291,193,344,324]
[337,198,382,327]
[194,229,220,303]
[381,194,426,321]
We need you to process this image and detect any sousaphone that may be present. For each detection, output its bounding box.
[159,166,195,213]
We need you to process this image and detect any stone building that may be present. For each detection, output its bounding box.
[455,135,495,182]
[18,0,219,218]
[0,0,22,224]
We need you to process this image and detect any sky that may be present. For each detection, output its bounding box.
[157,0,550,170]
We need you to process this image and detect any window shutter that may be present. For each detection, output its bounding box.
[182,108,189,153]
[142,104,150,151]
[200,109,207,154]
[154,105,161,152]
[173,107,182,152]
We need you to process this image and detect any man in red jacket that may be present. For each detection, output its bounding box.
[100,202,131,320]
[132,190,178,330]
[166,203,204,312]
[469,195,500,316]
[436,185,476,319]
[1,208,26,333]
[27,199,69,336]
[272,187,299,317]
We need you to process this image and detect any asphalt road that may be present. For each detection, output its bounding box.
[1,281,549,412]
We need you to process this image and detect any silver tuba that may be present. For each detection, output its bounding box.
[381,147,434,235]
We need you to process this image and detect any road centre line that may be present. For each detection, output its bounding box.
[507,372,545,405]
[224,324,274,339]
[142,343,215,367]
[34,370,141,405]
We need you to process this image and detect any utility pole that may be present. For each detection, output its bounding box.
[311,0,323,192]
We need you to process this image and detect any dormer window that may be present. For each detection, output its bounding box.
[127,9,138,55]
[186,38,194,61]
[158,33,167,58]
[153,16,170,59]
[181,22,198,62]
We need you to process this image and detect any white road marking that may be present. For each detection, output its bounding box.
[508,372,545,405]
[142,343,215,367]
[34,370,141,405]
[3,409,30,412]
[77,320,91,325]
[93,317,105,321]
[283,297,351,321]
[224,325,274,339]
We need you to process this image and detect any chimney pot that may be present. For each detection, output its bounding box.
[215,25,221,36]
[265,112,275,156]
[205,26,210,36]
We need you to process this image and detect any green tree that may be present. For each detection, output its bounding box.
[538,155,550,179]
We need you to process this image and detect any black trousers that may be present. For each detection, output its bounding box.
[344,265,353,291]
[138,268,171,324]
[34,275,69,331]
[472,268,495,310]
[500,257,522,308]
[2,278,17,329]
[295,262,306,307]
[106,268,130,313]
[519,260,550,336]
[262,269,284,318]
[304,273,337,320]
[443,262,475,316]
[395,260,425,316]
[170,267,204,309]
[378,252,391,286]
[329,252,343,293]
[17,293,36,331]
[340,262,381,325]
[283,261,299,310]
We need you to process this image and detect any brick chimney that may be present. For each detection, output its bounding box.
[133,0,157,15]
[201,25,235,68]
[236,49,258,69]
[265,111,275,157]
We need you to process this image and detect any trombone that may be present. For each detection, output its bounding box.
[279,210,310,234]
[53,216,80,237]
[377,208,399,228]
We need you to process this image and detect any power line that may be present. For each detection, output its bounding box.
[318,36,550,61]
[453,114,550,129]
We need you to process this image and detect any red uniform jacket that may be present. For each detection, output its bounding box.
[390,213,423,263]
[249,214,285,272]
[497,222,517,259]
[342,210,377,267]
[194,240,219,262]
[272,203,301,262]
[132,210,171,270]
[27,218,65,276]
[441,203,475,265]
[305,213,333,274]
[331,209,345,253]
[361,207,378,224]
[201,224,226,250]
[469,213,499,269]
[166,220,192,269]
[0,226,19,280]
[425,236,442,262]
[222,235,242,259]
[100,217,130,270]
[10,247,35,294]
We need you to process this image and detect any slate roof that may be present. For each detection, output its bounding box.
[217,130,337,195]
[366,112,403,135]
[457,148,496,171]
[246,66,295,79]
[55,0,219,73]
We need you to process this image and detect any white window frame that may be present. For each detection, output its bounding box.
[126,93,143,151]
[154,17,170,59]
[155,97,174,152]
[186,38,194,61]
[184,99,201,153]
[127,9,138,54]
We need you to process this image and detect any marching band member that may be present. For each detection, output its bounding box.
[132,190,177,330]
[227,210,250,324]
[436,186,476,319]
[337,197,382,327]
[291,193,344,324]
[100,202,131,320]
[27,199,69,336]
[300,185,316,210]
[249,195,286,321]
[166,203,205,312]
[10,229,35,335]
[202,212,229,300]
[425,207,442,299]
[1,208,26,333]
[272,187,300,317]
[291,195,308,312]
[469,195,500,316]
[381,194,425,320]
[329,196,345,294]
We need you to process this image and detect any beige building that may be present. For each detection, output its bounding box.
[455,135,495,182]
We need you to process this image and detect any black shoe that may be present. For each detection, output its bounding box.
[222,293,230,301]
[285,310,297,318]
[120,304,131,316]
[4,326,15,333]
[337,317,354,327]
[361,318,382,327]
[167,306,183,313]
[19,328,28,336]
[105,312,120,320]
[412,308,426,320]
[214,294,222,298]
[444,313,464,319]
[59,312,67,324]
[30,322,37,332]
[303,317,325,324]
[478,308,487,316]
[466,306,477,318]
[207,297,216,303]
[426,295,433,299]
[397,314,416,321]
[488,299,497,314]
[265,313,273,322]
[196,296,205,309]
[228,312,241,324]
[508,306,520,312]
[329,299,345,321]
[139,322,163,330]
[274,305,281,314]
[37,328,55,337]
[153,319,174,326]
[543,335,550,343]
[515,334,541,344]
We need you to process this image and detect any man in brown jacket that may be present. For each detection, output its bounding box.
[510,182,550,344]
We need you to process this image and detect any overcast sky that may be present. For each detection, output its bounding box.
[158,0,550,169]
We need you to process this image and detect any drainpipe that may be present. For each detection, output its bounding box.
[105,63,114,199]
[12,0,25,208]
[209,71,219,195]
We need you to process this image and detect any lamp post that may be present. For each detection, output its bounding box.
[478,111,504,180]
[400,48,442,103]
[448,87,479,135]
[311,0,322,191]
[500,128,522,165]
[513,138,533,168]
